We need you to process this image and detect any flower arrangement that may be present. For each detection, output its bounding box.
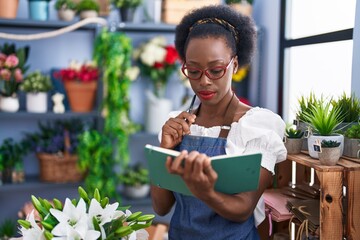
[133,36,179,97]
[55,60,99,83]
[20,71,53,93]
[0,43,30,97]
[18,186,155,240]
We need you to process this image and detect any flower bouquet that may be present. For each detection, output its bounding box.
[133,36,179,98]
[18,186,155,240]
[55,60,99,112]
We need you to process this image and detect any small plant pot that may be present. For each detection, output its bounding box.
[318,147,341,166]
[28,0,49,21]
[26,92,48,113]
[0,0,19,19]
[308,134,344,159]
[57,9,76,21]
[123,184,150,199]
[343,137,360,158]
[0,95,20,112]
[79,10,98,19]
[284,138,303,154]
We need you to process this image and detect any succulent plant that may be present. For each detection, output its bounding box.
[321,140,341,148]
[286,127,304,139]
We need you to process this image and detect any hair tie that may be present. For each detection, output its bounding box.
[189,18,239,42]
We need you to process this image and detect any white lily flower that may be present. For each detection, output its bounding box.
[50,198,91,238]
[52,224,100,240]
[21,210,45,240]
[149,36,167,47]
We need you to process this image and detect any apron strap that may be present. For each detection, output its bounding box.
[219,93,240,138]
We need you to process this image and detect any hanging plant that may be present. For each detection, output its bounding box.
[78,28,139,200]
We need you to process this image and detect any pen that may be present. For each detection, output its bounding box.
[186,95,196,113]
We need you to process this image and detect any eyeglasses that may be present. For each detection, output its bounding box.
[181,57,235,81]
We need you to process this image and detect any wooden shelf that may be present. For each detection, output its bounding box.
[0,18,99,30]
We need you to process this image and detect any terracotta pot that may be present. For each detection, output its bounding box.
[79,10,98,19]
[318,147,341,166]
[0,0,19,19]
[284,138,303,154]
[57,9,76,21]
[64,81,97,112]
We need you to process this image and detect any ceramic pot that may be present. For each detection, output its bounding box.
[28,0,49,21]
[119,7,135,22]
[123,184,150,199]
[64,81,97,112]
[0,95,20,112]
[0,0,19,19]
[284,138,303,154]
[26,92,48,113]
[308,134,344,159]
[145,95,172,134]
[57,9,75,21]
[79,10,98,19]
[343,137,360,158]
[318,147,341,166]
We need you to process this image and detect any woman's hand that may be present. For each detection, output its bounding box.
[160,111,196,149]
[165,150,218,199]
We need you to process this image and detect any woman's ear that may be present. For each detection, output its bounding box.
[233,56,239,74]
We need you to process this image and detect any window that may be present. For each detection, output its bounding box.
[280,0,356,122]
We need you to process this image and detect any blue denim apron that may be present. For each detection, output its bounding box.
[168,134,260,239]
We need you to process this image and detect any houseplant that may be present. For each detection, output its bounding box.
[17,186,155,240]
[55,60,99,112]
[20,70,53,113]
[76,0,99,19]
[0,43,30,112]
[343,123,360,158]
[0,0,19,19]
[284,124,304,154]
[55,0,77,21]
[28,0,52,21]
[133,35,179,133]
[302,100,345,159]
[0,138,25,184]
[120,164,150,199]
[111,0,143,22]
[332,92,360,130]
[318,140,341,166]
[22,119,87,183]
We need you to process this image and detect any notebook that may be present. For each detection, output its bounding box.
[144,144,262,196]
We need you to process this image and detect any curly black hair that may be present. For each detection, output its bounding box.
[175,5,257,67]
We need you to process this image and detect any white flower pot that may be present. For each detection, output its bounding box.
[145,93,173,134]
[57,9,75,21]
[26,92,48,113]
[79,10,98,19]
[0,96,19,112]
[123,184,150,199]
[307,134,344,159]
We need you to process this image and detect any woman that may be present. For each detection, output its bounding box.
[150,5,287,239]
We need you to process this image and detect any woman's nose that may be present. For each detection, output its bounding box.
[198,73,212,86]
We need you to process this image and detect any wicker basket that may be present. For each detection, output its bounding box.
[37,153,84,183]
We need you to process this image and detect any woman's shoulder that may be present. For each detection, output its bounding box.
[238,107,284,124]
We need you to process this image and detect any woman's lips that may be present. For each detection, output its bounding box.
[198,91,215,100]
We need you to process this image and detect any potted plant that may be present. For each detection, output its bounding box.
[111,0,143,22]
[0,43,30,112]
[318,140,341,166]
[0,219,17,239]
[343,123,360,158]
[76,0,99,19]
[332,92,360,131]
[0,0,19,19]
[0,138,25,184]
[120,163,150,199]
[55,60,99,112]
[28,0,52,21]
[303,100,345,159]
[225,0,253,17]
[22,119,87,183]
[55,0,77,21]
[284,124,304,154]
[20,70,53,113]
[133,35,180,133]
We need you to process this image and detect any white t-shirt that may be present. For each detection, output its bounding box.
[159,107,287,226]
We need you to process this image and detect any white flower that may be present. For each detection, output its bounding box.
[50,198,98,239]
[21,210,45,240]
[126,229,149,240]
[68,60,82,71]
[140,44,166,67]
[148,36,167,47]
[88,199,125,239]
[126,66,140,81]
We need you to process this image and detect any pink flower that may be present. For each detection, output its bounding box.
[0,53,7,68]
[5,54,19,68]
[0,69,11,81]
[14,68,23,82]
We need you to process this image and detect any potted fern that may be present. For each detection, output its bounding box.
[284,124,304,154]
[318,140,341,166]
[76,0,99,19]
[55,0,77,21]
[120,163,150,199]
[303,100,345,159]
[343,123,360,158]
[20,70,53,113]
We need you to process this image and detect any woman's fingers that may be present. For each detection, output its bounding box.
[166,150,188,175]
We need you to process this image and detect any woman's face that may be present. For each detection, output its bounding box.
[184,37,238,104]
